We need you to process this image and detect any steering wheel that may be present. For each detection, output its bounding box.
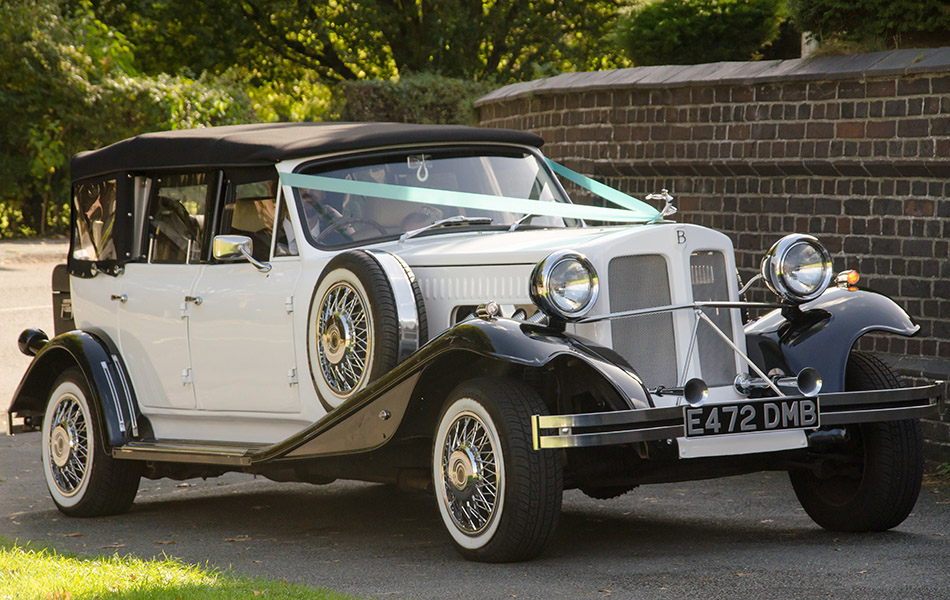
[315,218,388,244]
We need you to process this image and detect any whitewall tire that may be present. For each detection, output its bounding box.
[307,251,427,411]
[42,367,141,517]
[433,377,562,562]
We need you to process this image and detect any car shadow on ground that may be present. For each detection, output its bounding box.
[27,476,910,566]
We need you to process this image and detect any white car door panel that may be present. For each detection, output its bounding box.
[117,263,200,409]
[188,260,301,413]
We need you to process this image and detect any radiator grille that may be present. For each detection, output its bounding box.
[690,251,736,386]
[608,255,677,388]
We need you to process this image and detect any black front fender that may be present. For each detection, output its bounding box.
[8,330,140,446]
[744,288,918,392]
[264,317,652,462]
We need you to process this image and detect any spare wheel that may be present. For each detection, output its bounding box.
[307,250,427,410]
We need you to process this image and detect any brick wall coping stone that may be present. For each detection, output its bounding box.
[476,47,950,105]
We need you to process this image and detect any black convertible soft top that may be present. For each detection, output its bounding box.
[70,122,544,181]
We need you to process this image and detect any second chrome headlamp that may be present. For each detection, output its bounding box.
[760,234,833,303]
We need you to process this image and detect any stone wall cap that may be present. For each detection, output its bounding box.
[475,47,950,106]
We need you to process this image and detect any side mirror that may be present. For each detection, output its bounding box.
[213,235,252,260]
[212,235,272,273]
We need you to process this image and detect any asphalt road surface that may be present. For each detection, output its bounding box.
[1,242,948,599]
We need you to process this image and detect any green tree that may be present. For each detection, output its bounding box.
[0,0,255,237]
[89,0,629,83]
[618,0,787,66]
[788,0,950,50]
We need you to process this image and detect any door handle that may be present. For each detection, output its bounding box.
[110,294,128,303]
[184,296,203,306]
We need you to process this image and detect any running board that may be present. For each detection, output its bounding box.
[112,440,270,466]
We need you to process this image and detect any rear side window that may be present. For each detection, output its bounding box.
[72,179,118,262]
[147,173,213,264]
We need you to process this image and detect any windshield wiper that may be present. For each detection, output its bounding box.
[399,215,492,243]
[508,213,536,232]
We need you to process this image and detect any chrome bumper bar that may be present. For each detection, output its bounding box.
[532,383,944,450]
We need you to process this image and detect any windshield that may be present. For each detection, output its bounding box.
[292,147,573,248]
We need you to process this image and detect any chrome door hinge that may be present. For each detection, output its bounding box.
[181,368,193,384]
[287,368,298,385]
[285,297,294,314]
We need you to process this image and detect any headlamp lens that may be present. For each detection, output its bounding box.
[548,258,595,314]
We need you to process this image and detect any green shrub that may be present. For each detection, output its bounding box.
[788,0,950,49]
[617,0,787,66]
[0,0,255,238]
[333,73,493,125]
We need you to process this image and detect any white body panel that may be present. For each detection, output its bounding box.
[188,259,301,413]
[116,263,199,410]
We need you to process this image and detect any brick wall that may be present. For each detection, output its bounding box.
[477,48,950,461]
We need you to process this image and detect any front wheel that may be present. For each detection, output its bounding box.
[789,352,923,532]
[42,367,142,517]
[433,377,563,562]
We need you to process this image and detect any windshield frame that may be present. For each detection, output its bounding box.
[288,143,579,250]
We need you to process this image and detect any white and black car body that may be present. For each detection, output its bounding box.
[9,123,943,562]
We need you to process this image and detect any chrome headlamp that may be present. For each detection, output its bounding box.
[529,250,599,321]
[760,234,833,303]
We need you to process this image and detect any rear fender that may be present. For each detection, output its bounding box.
[8,330,140,446]
[744,288,918,393]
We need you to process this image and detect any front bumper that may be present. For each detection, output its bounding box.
[532,383,944,450]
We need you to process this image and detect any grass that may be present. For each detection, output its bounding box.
[0,539,358,600]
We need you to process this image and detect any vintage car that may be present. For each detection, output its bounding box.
[8,123,943,562]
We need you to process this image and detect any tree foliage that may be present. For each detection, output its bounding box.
[334,73,493,125]
[0,0,255,237]
[617,0,787,66]
[90,0,629,83]
[788,0,950,49]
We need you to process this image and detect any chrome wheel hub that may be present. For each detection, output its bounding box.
[321,313,354,365]
[317,282,369,396]
[47,394,89,496]
[448,447,480,500]
[440,412,498,535]
[50,425,72,468]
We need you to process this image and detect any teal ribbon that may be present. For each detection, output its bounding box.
[279,160,661,224]
[545,159,661,217]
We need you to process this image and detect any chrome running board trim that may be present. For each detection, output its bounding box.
[112,440,270,466]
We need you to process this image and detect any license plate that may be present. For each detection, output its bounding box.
[683,398,820,438]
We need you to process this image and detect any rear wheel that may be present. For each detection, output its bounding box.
[789,352,923,531]
[42,367,141,517]
[433,377,562,562]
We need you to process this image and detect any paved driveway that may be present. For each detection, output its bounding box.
[1,241,948,599]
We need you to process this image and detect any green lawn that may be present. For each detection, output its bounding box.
[0,539,359,600]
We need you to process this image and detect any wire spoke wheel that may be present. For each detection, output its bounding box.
[433,378,562,562]
[440,411,500,536]
[42,367,141,517]
[307,251,428,411]
[317,282,371,395]
[46,393,90,497]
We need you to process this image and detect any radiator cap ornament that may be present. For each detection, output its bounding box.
[646,189,677,218]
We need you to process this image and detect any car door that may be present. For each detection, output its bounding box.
[117,172,214,410]
[187,169,302,413]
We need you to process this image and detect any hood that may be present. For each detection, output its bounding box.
[375,225,652,267]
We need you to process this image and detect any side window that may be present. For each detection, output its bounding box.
[219,177,278,262]
[147,173,212,264]
[274,193,297,257]
[72,179,118,262]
